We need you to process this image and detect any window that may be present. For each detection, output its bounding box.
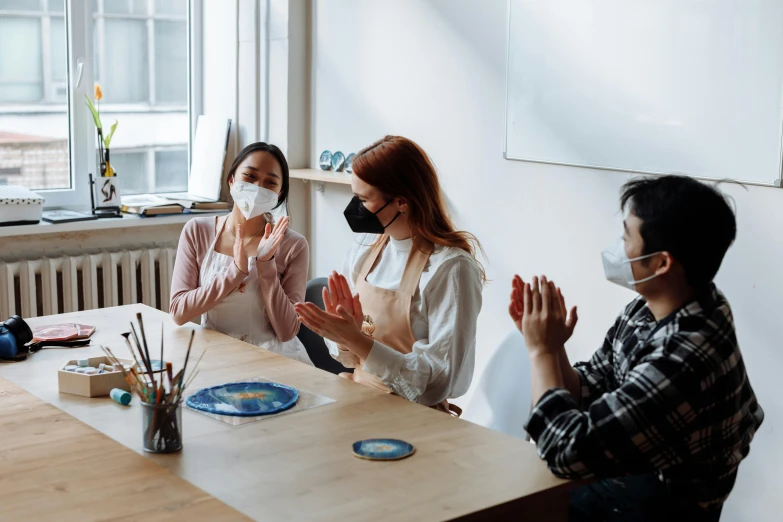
[111,145,187,195]
[0,0,196,206]
[0,0,69,191]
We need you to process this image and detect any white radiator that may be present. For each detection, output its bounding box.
[0,247,176,319]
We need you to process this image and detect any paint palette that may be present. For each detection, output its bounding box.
[186,381,299,417]
[352,439,416,461]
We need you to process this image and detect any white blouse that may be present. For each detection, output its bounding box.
[326,233,483,405]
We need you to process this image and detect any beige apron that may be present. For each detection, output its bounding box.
[342,235,462,417]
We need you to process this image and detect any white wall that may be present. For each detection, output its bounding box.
[305,1,780,519]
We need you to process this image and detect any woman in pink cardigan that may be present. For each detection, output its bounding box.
[170,142,312,365]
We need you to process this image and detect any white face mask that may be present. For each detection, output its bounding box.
[230,180,279,220]
[601,238,661,291]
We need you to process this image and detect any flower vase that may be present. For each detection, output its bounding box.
[104,149,115,177]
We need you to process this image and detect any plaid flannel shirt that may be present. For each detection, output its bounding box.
[525,284,764,509]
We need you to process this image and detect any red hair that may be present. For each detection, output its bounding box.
[353,135,486,282]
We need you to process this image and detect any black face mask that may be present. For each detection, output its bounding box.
[343,196,402,234]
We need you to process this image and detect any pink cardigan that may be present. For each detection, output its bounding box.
[169,215,310,342]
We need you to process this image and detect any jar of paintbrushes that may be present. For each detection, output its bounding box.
[101,313,204,454]
[141,398,182,453]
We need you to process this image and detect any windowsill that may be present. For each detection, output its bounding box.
[0,210,229,238]
[0,104,188,115]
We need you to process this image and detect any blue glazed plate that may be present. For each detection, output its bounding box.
[345,153,355,173]
[352,439,415,461]
[331,151,346,171]
[319,150,332,170]
[186,381,299,417]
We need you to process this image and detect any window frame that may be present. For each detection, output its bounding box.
[0,0,200,209]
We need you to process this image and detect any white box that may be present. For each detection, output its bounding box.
[0,185,45,226]
[58,356,133,398]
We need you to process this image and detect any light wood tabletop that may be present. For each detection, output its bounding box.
[0,304,570,522]
[0,376,247,521]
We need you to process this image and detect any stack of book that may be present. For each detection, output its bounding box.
[121,194,230,216]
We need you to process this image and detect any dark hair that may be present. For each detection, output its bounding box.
[227,142,289,210]
[353,135,486,282]
[620,175,736,289]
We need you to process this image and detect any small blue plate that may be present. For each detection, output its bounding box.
[345,153,355,173]
[319,150,332,170]
[352,439,415,461]
[186,381,299,417]
[331,151,346,172]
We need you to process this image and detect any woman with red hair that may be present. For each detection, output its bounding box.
[296,136,485,414]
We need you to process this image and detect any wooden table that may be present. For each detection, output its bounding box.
[0,377,247,521]
[0,304,570,521]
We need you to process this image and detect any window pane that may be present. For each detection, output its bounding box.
[0,12,70,191]
[50,16,67,102]
[131,0,146,15]
[46,0,63,12]
[103,0,147,16]
[0,0,40,11]
[102,19,148,103]
[154,149,187,192]
[155,0,186,16]
[103,0,130,15]
[110,150,147,195]
[154,20,187,104]
[0,17,43,102]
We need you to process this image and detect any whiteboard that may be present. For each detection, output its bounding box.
[505,0,783,186]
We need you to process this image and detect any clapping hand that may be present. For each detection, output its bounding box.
[510,275,577,354]
[256,216,290,262]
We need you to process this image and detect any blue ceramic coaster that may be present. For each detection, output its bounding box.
[331,151,346,171]
[319,150,332,170]
[186,381,299,417]
[345,153,355,173]
[352,439,415,461]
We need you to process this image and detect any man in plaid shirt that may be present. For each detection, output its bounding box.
[509,176,763,521]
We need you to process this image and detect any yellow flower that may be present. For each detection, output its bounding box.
[94,83,103,101]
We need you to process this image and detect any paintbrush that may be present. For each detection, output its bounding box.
[170,368,184,390]
[101,345,144,398]
[184,348,206,384]
[101,345,125,370]
[175,347,206,402]
[182,368,200,392]
[102,344,147,396]
[166,369,185,405]
[166,361,173,390]
[159,324,164,391]
[99,344,117,366]
[131,321,154,385]
[121,332,142,371]
[130,323,150,370]
[178,330,195,389]
[135,313,154,388]
[174,368,200,404]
